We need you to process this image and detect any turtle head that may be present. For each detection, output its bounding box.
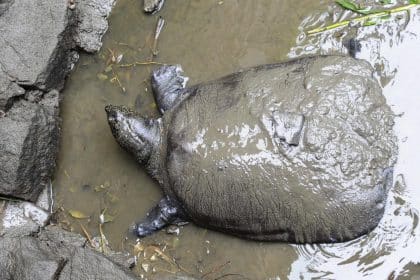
[105,105,162,167]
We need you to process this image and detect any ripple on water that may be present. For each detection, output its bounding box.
[288,3,420,279]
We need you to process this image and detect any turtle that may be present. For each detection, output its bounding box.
[105,55,397,243]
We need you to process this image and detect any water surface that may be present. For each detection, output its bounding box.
[55,0,420,278]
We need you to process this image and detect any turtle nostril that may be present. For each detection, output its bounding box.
[105,105,118,121]
[105,105,113,114]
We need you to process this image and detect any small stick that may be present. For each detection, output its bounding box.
[153,267,177,274]
[79,222,95,248]
[214,274,248,280]
[48,181,54,214]
[111,68,126,93]
[119,61,165,68]
[99,223,106,253]
[201,261,231,279]
[151,16,166,58]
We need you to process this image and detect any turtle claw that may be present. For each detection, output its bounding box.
[133,196,188,237]
[151,65,189,113]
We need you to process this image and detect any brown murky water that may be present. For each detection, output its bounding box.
[54,0,420,278]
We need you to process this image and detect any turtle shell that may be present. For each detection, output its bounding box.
[161,56,397,243]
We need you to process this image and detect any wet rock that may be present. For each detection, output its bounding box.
[89,234,136,269]
[75,0,116,53]
[35,184,54,213]
[0,226,138,280]
[144,0,165,14]
[0,0,13,17]
[0,71,25,111]
[0,0,115,205]
[0,0,76,91]
[0,201,51,236]
[0,91,59,201]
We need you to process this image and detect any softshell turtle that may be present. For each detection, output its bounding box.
[105,55,397,243]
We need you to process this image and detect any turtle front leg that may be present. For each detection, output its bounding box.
[151,65,189,113]
[135,196,188,237]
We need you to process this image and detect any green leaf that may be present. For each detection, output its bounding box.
[336,0,358,10]
[335,0,372,14]
[363,20,377,26]
[380,14,392,20]
[409,0,420,4]
[68,209,89,219]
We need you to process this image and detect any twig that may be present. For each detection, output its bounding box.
[48,181,54,214]
[153,267,177,274]
[79,222,95,248]
[201,261,231,279]
[151,16,166,58]
[99,223,106,253]
[214,273,248,280]
[110,68,126,93]
[307,3,418,35]
[119,61,165,68]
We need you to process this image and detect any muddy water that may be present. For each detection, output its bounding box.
[54,0,420,278]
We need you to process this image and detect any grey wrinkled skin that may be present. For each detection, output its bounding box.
[143,0,164,14]
[106,55,398,243]
[135,196,187,237]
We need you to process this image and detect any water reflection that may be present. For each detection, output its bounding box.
[289,5,420,279]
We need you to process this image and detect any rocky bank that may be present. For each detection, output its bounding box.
[0,0,145,279]
[0,0,113,202]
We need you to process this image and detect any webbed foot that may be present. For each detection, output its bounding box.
[151,65,189,113]
[134,196,188,237]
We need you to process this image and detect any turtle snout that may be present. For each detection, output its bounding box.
[105,105,115,117]
[105,105,120,123]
